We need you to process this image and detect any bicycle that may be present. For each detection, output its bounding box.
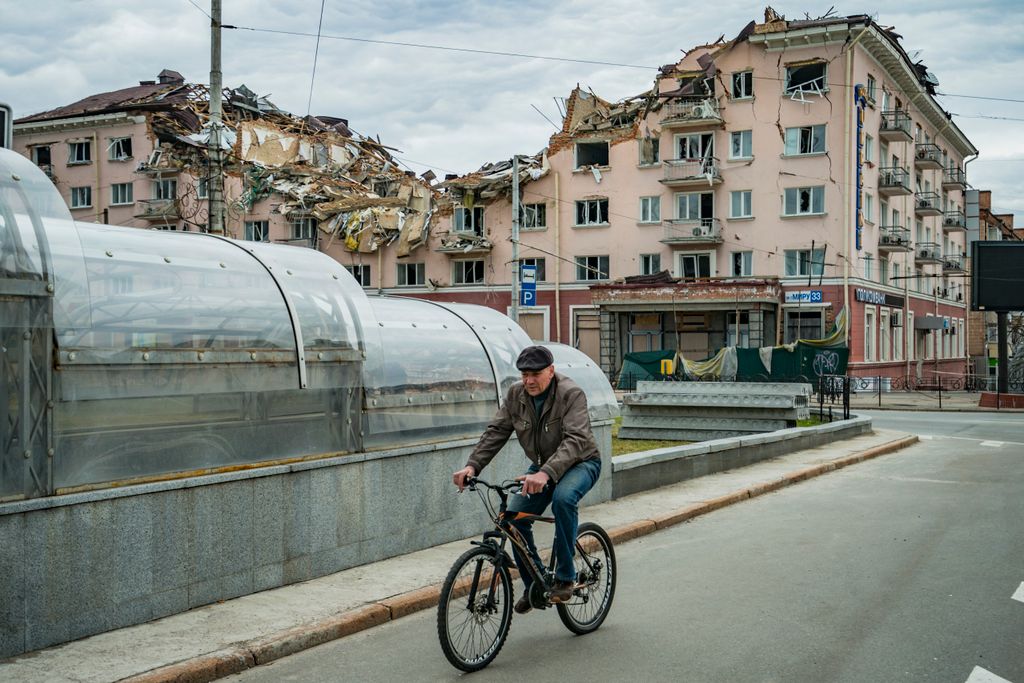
[436,476,616,672]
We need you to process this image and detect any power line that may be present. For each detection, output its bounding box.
[936,92,1024,105]
[184,0,211,20]
[306,0,327,118]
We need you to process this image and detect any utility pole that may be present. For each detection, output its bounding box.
[510,155,520,323]
[208,0,225,235]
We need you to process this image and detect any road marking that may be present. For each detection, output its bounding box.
[1013,582,1024,604]
[965,666,1012,683]
[919,434,935,440]
[980,441,1004,448]
[912,434,1024,448]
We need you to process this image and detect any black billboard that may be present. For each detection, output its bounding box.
[971,241,1024,311]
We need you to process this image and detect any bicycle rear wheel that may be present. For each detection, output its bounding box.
[557,521,616,635]
[437,546,513,672]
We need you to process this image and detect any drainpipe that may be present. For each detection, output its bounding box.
[93,131,102,224]
[843,22,871,354]
[554,168,562,343]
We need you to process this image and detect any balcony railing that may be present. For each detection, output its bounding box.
[942,255,966,273]
[878,225,912,251]
[662,217,723,244]
[661,98,723,128]
[942,209,966,232]
[942,166,967,190]
[914,191,942,216]
[914,143,943,169]
[134,198,180,221]
[916,241,942,263]
[661,158,721,186]
[879,110,912,141]
[878,166,911,196]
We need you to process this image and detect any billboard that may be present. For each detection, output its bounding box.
[971,241,1024,311]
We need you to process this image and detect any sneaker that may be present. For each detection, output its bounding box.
[548,580,575,604]
[514,593,533,615]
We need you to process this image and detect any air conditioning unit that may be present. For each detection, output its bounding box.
[917,199,931,208]
[880,234,893,244]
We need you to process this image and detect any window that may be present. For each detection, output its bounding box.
[68,141,91,164]
[345,264,371,287]
[729,130,752,159]
[454,259,485,285]
[894,313,904,361]
[575,198,608,226]
[111,183,133,205]
[32,145,51,166]
[731,251,752,276]
[865,194,874,224]
[640,253,661,275]
[520,257,546,281]
[197,178,209,199]
[454,206,485,235]
[880,310,890,361]
[785,310,823,343]
[864,134,874,163]
[70,186,92,208]
[396,262,426,286]
[784,125,825,155]
[521,203,546,230]
[727,311,750,348]
[731,71,753,99]
[679,253,711,281]
[785,62,826,95]
[108,137,132,161]
[863,253,873,280]
[879,256,889,286]
[244,220,269,242]
[639,136,659,165]
[575,141,609,168]
[575,255,609,281]
[866,75,877,102]
[784,249,825,277]
[730,190,752,219]
[676,132,713,160]
[639,196,661,223]
[677,192,714,222]
[154,178,177,200]
[292,216,318,242]
[864,307,876,362]
[783,186,825,216]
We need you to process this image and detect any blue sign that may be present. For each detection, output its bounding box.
[785,290,823,304]
[520,284,536,306]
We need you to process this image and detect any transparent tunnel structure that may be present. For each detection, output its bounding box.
[0,149,616,500]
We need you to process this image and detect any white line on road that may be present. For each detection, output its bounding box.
[980,441,1005,448]
[965,665,1013,682]
[914,435,1024,448]
[1013,582,1024,605]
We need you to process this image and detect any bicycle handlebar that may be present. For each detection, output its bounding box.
[465,476,523,495]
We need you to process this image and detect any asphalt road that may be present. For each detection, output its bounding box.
[228,412,1024,683]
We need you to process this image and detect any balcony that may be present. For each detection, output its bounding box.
[942,209,966,233]
[914,143,943,170]
[660,98,724,129]
[435,232,493,255]
[942,166,967,191]
[916,242,942,264]
[879,110,912,142]
[914,191,942,217]
[661,217,723,245]
[878,225,912,253]
[878,166,911,197]
[134,198,181,222]
[660,158,722,188]
[942,255,967,274]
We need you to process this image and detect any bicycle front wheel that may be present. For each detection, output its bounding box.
[557,521,616,635]
[436,546,513,672]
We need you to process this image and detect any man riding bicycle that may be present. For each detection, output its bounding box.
[452,345,602,614]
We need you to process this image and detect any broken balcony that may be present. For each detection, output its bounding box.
[942,209,966,233]
[134,198,181,222]
[914,143,943,170]
[877,166,911,197]
[916,242,943,265]
[660,98,724,129]
[879,110,912,142]
[878,225,912,253]
[914,191,942,217]
[435,232,493,256]
[661,217,723,245]
[942,255,966,274]
[942,166,967,191]
[660,158,721,188]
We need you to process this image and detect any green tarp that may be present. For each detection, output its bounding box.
[617,350,675,390]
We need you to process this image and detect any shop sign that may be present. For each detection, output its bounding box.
[784,290,823,304]
[854,288,905,308]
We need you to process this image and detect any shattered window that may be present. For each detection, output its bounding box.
[70,186,92,208]
[784,62,826,95]
[639,137,659,165]
[396,262,425,286]
[575,142,609,169]
[454,206,485,235]
[520,257,546,282]
[731,71,753,99]
[729,130,752,159]
[866,75,877,102]
[640,254,661,276]
[244,220,269,242]
[732,251,752,277]
[676,133,712,161]
[292,217,318,243]
[453,259,485,285]
[783,186,825,216]
[108,137,133,161]
[676,192,713,222]
[521,203,546,230]
[32,145,51,166]
[197,178,209,199]
[68,141,91,165]
[679,253,711,281]
[575,255,609,281]
[154,178,177,200]
[575,198,608,226]
[344,264,371,287]
[784,125,825,155]
[111,183,133,206]
[639,196,660,223]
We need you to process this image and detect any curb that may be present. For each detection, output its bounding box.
[121,434,918,683]
[849,404,1024,413]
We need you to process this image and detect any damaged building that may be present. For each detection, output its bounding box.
[13,69,436,278]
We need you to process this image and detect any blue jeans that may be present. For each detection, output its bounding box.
[507,458,601,587]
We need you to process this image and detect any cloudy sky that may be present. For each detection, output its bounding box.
[3,1,1022,219]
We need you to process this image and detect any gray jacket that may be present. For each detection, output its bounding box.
[466,373,600,482]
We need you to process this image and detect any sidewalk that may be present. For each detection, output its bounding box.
[847,390,1024,412]
[0,429,917,683]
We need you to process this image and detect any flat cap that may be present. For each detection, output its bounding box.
[516,345,554,371]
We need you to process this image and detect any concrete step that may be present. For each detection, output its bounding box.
[625,393,806,409]
[617,427,750,441]
[635,380,812,397]
[621,404,803,421]
[620,415,790,432]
